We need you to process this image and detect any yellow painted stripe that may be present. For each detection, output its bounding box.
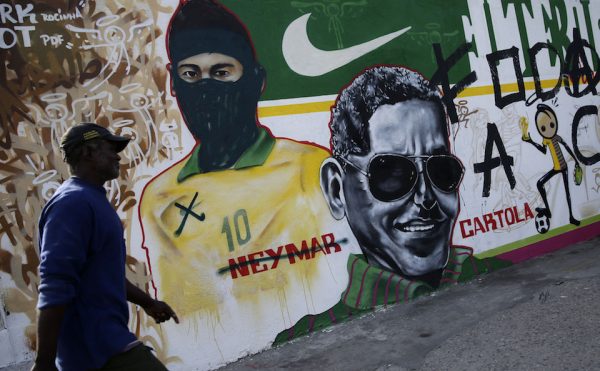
[257,78,562,118]
[457,78,559,98]
[258,100,334,118]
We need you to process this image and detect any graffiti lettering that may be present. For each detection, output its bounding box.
[473,123,516,197]
[486,27,599,108]
[40,8,82,22]
[0,26,34,48]
[501,0,534,74]
[572,105,600,166]
[225,233,343,279]
[0,4,36,24]
[431,42,477,123]
[468,0,600,75]
[40,34,64,48]
[459,202,534,238]
[0,4,36,49]
[487,46,525,109]
[528,42,562,103]
[437,27,598,116]
[563,28,599,98]
[593,168,600,193]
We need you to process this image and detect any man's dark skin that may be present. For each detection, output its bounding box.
[33,139,179,371]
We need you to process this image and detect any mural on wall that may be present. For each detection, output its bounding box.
[138,1,354,365]
[0,0,185,365]
[0,0,599,369]
[276,66,512,343]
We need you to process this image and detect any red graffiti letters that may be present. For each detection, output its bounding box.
[227,233,342,279]
[459,203,534,238]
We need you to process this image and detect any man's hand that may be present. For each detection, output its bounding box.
[142,299,179,324]
[125,279,179,324]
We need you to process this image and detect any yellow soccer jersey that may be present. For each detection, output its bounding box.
[542,136,567,171]
[139,129,352,332]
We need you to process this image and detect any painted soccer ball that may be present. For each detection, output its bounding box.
[535,212,550,234]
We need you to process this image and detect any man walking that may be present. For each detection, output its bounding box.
[34,123,178,370]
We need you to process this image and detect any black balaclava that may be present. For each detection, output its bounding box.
[168,0,265,170]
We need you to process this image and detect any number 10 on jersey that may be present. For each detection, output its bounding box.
[222,209,251,252]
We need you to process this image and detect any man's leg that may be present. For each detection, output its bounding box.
[99,343,168,371]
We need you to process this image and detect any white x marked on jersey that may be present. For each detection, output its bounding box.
[282,13,411,77]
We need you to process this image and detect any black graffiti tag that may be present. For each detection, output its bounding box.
[487,46,526,109]
[174,192,205,236]
[572,105,600,166]
[473,122,516,197]
[431,42,478,124]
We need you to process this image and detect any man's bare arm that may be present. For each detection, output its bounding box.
[125,279,179,324]
[31,305,66,371]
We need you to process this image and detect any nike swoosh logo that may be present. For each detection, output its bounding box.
[282,13,411,77]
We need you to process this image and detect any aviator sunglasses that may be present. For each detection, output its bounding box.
[338,153,465,202]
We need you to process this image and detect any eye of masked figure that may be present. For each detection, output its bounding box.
[340,99,461,277]
[177,53,244,83]
[172,52,262,143]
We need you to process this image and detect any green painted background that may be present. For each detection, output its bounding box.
[221,0,472,100]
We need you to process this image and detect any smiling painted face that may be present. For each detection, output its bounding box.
[341,99,459,276]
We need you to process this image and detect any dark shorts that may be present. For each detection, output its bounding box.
[98,344,168,371]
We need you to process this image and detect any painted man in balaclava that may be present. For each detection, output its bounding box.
[138,1,352,367]
[167,0,265,170]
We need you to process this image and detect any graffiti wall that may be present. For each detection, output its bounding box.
[1,0,599,369]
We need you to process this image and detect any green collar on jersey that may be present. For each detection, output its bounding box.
[177,127,275,183]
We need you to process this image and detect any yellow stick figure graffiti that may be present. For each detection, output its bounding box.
[520,104,582,233]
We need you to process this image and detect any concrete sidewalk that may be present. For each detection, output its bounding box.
[221,237,600,371]
[4,237,599,371]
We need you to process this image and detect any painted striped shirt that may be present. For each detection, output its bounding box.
[543,136,567,171]
[273,246,511,344]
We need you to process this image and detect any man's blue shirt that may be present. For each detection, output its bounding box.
[37,177,136,370]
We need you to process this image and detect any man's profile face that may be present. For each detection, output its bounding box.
[176,52,244,83]
[88,139,122,182]
[341,99,459,276]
